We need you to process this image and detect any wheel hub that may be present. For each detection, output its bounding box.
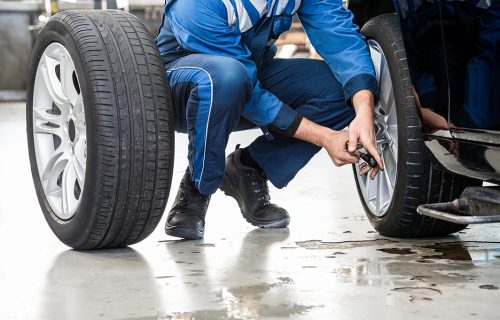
[32,43,86,220]
[68,118,76,142]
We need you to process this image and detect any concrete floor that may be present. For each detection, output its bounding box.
[1,102,500,320]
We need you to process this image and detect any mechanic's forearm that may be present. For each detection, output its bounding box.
[293,90,376,147]
[352,89,375,114]
[293,117,334,148]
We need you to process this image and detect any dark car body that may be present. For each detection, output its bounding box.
[348,0,500,185]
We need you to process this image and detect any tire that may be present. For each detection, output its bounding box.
[26,10,174,249]
[353,13,478,238]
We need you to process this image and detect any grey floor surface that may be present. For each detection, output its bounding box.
[1,102,499,320]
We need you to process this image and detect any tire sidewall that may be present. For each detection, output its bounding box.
[27,17,98,247]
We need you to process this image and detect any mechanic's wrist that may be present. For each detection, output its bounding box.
[294,117,335,148]
[318,128,339,149]
[352,89,375,115]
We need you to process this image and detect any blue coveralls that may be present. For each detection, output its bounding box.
[397,0,500,129]
[156,0,378,195]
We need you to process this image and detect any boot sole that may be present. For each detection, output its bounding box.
[220,175,290,228]
[165,225,204,240]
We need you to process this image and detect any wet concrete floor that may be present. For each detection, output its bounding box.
[1,102,500,319]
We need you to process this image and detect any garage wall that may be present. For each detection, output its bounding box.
[0,13,34,90]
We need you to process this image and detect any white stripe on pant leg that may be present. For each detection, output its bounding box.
[167,66,214,192]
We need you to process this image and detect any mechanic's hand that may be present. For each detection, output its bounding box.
[323,130,359,167]
[349,90,384,179]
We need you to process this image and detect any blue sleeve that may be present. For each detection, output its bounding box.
[166,0,300,134]
[297,0,379,107]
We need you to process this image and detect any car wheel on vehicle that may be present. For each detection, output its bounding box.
[353,13,479,237]
[27,10,174,249]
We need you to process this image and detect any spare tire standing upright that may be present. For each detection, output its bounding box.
[27,10,175,249]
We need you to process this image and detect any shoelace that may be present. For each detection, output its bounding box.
[177,184,192,206]
[176,181,210,211]
[247,170,271,204]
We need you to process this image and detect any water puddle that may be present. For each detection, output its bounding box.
[296,239,397,250]
[392,286,442,303]
[377,248,416,255]
[420,241,500,261]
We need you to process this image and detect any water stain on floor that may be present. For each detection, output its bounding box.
[161,309,230,320]
[392,286,442,303]
[195,243,216,247]
[421,242,474,261]
[296,239,397,250]
[208,277,323,319]
[420,241,500,261]
[479,284,499,290]
[377,248,416,255]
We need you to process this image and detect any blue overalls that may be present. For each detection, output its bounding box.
[397,0,500,129]
[156,0,378,195]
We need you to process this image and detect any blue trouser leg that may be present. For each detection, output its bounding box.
[456,4,500,129]
[248,58,355,188]
[167,54,252,195]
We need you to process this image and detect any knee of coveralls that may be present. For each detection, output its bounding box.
[248,59,356,189]
[167,55,252,195]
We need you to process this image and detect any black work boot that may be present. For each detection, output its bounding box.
[220,147,290,228]
[165,169,211,239]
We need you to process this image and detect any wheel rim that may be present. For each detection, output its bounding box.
[355,39,398,218]
[32,42,86,220]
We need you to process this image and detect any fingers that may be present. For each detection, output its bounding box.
[340,132,359,164]
[328,131,359,166]
[337,154,359,165]
[364,141,384,171]
[348,128,358,153]
[370,167,380,180]
[359,162,380,178]
[359,163,371,176]
[332,150,359,166]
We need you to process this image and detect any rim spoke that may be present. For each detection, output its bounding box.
[44,156,68,201]
[370,46,382,82]
[73,95,83,117]
[59,53,79,105]
[364,175,371,200]
[386,124,398,147]
[40,54,69,108]
[383,167,393,196]
[381,87,395,117]
[381,150,395,192]
[374,173,381,214]
[34,121,64,138]
[73,161,84,187]
[378,57,394,113]
[33,107,64,125]
[61,160,78,217]
[379,150,395,199]
[386,102,397,126]
[72,144,85,187]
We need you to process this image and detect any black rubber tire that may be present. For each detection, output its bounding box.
[27,10,174,249]
[354,13,478,238]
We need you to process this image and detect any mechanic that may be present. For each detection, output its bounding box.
[156,0,383,240]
